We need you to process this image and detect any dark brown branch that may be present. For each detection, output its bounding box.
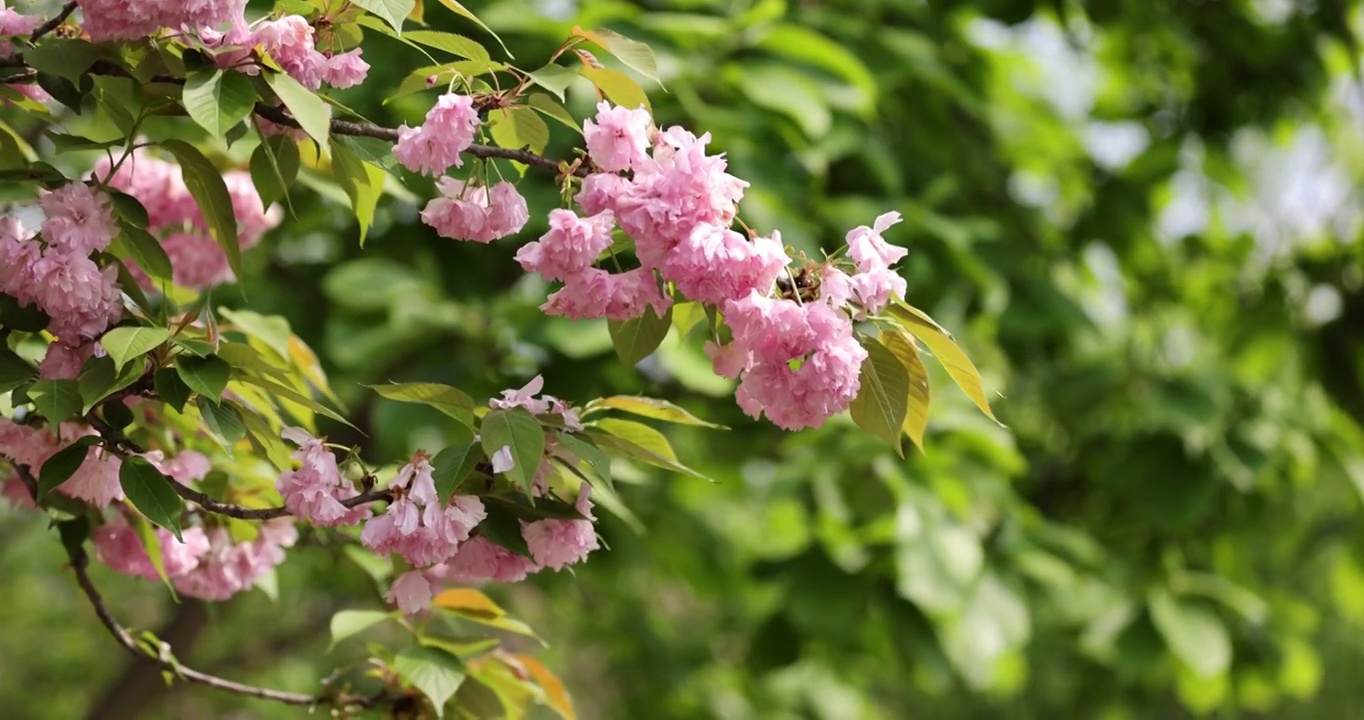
[169,480,393,520]
[29,2,77,43]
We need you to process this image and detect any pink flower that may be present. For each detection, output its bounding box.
[361,454,487,567]
[174,519,296,601]
[201,16,255,70]
[540,267,672,322]
[0,3,39,57]
[158,450,212,485]
[845,212,906,271]
[420,179,526,243]
[386,570,435,614]
[0,216,38,302]
[575,173,629,216]
[704,340,748,379]
[94,520,210,581]
[0,417,58,471]
[848,266,906,315]
[28,252,123,341]
[54,446,124,506]
[734,337,867,430]
[490,374,549,413]
[724,291,851,366]
[39,183,118,255]
[515,209,616,281]
[820,265,853,306]
[438,536,538,584]
[522,485,598,571]
[490,446,514,474]
[663,225,789,307]
[393,93,480,176]
[277,428,369,527]
[254,15,327,89]
[324,49,370,88]
[583,101,652,173]
[39,342,93,380]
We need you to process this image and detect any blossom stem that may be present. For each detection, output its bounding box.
[29,2,77,43]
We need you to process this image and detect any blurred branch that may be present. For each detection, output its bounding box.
[29,2,76,43]
[84,600,210,720]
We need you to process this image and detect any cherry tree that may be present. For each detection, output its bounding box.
[0,0,994,715]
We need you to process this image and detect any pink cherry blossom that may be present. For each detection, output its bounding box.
[421,179,527,243]
[848,266,906,315]
[94,520,210,581]
[386,570,435,614]
[0,2,38,57]
[324,49,370,88]
[490,375,549,413]
[583,101,652,172]
[39,343,93,380]
[27,252,123,342]
[522,485,599,571]
[491,446,514,474]
[76,0,244,41]
[734,338,867,430]
[515,209,616,281]
[393,93,480,176]
[277,428,369,527]
[39,183,118,255]
[663,225,789,307]
[55,446,124,506]
[174,519,296,601]
[845,211,906,271]
[361,454,486,567]
[253,15,327,89]
[704,340,748,380]
[540,267,672,322]
[575,173,629,216]
[438,536,538,584]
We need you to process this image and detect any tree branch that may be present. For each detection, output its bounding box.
[29,2,77,43]
[10,464,405,712]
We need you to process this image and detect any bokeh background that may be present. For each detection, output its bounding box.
[5,0,1364,717]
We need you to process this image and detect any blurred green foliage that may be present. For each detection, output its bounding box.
[6,0,1364,717]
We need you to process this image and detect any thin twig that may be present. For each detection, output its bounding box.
[169,481,393,520]
[29,2,77,43]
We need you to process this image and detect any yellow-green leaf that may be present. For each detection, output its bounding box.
[888,301,998,422]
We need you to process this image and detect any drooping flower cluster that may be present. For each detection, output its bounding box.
[76,0,244,42]
[0,187,123,345]
[276,428,371,527]
[0,1,37,56]
[420,178,529,244]
[96,149,281,289]
[395,94,481,176]
[171,519,298,601]
[202,15,369,90]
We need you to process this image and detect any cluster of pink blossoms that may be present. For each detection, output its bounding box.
[0,184,124,370]
[394,93,531,243]
[202,15,368,91]
[274,380,597,614]
[96,149,281,289]
[76,0,242,42]
[94,516,298,601]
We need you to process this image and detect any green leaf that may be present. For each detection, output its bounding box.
[727,61,830,138]
[433,437,481,503]
[0,345,36,394]
[197,397,246,446]
[129,513,173,591]
[264,72,331,149]
[175,355,231,401]
[553,432,612,487]
[393,645,466,718]
[526,63,581,101]
[368,382,475,425]
[434,0,511,57]
[850,336,910,454]
[111,225,174,282]
[392,60,507,102]
[352,0,416,33]
[78,354,143,414]
[477,505,534,558]
[587,418,709,479]
[331,141,386,246]
[0,294,51,332]
[526,93,580,132]
[888,302,998,421]
[580,66,651,112]
[250,134,300,209]
[28,379,82,422]
[108,191,149,227]
[238,375,357,428]
[44,131,122,155]
[433,588,542,640]
[119,456,185,542]
[585,396,726,429]
[183,68,256,137]
[159,139,242,280]
[1148,588,1232,679]
[23,40,101,82]
[576,27,662,85]
[488,106,550,156]
[37,437,101,501]
[101,327,170,372]
[480,407,546,495]
[218,308,292,360]
[607,304,671,366]
[153,367,191,414]
[754,24,877,114]
[404,30,490,61]
[330,609,394,650]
